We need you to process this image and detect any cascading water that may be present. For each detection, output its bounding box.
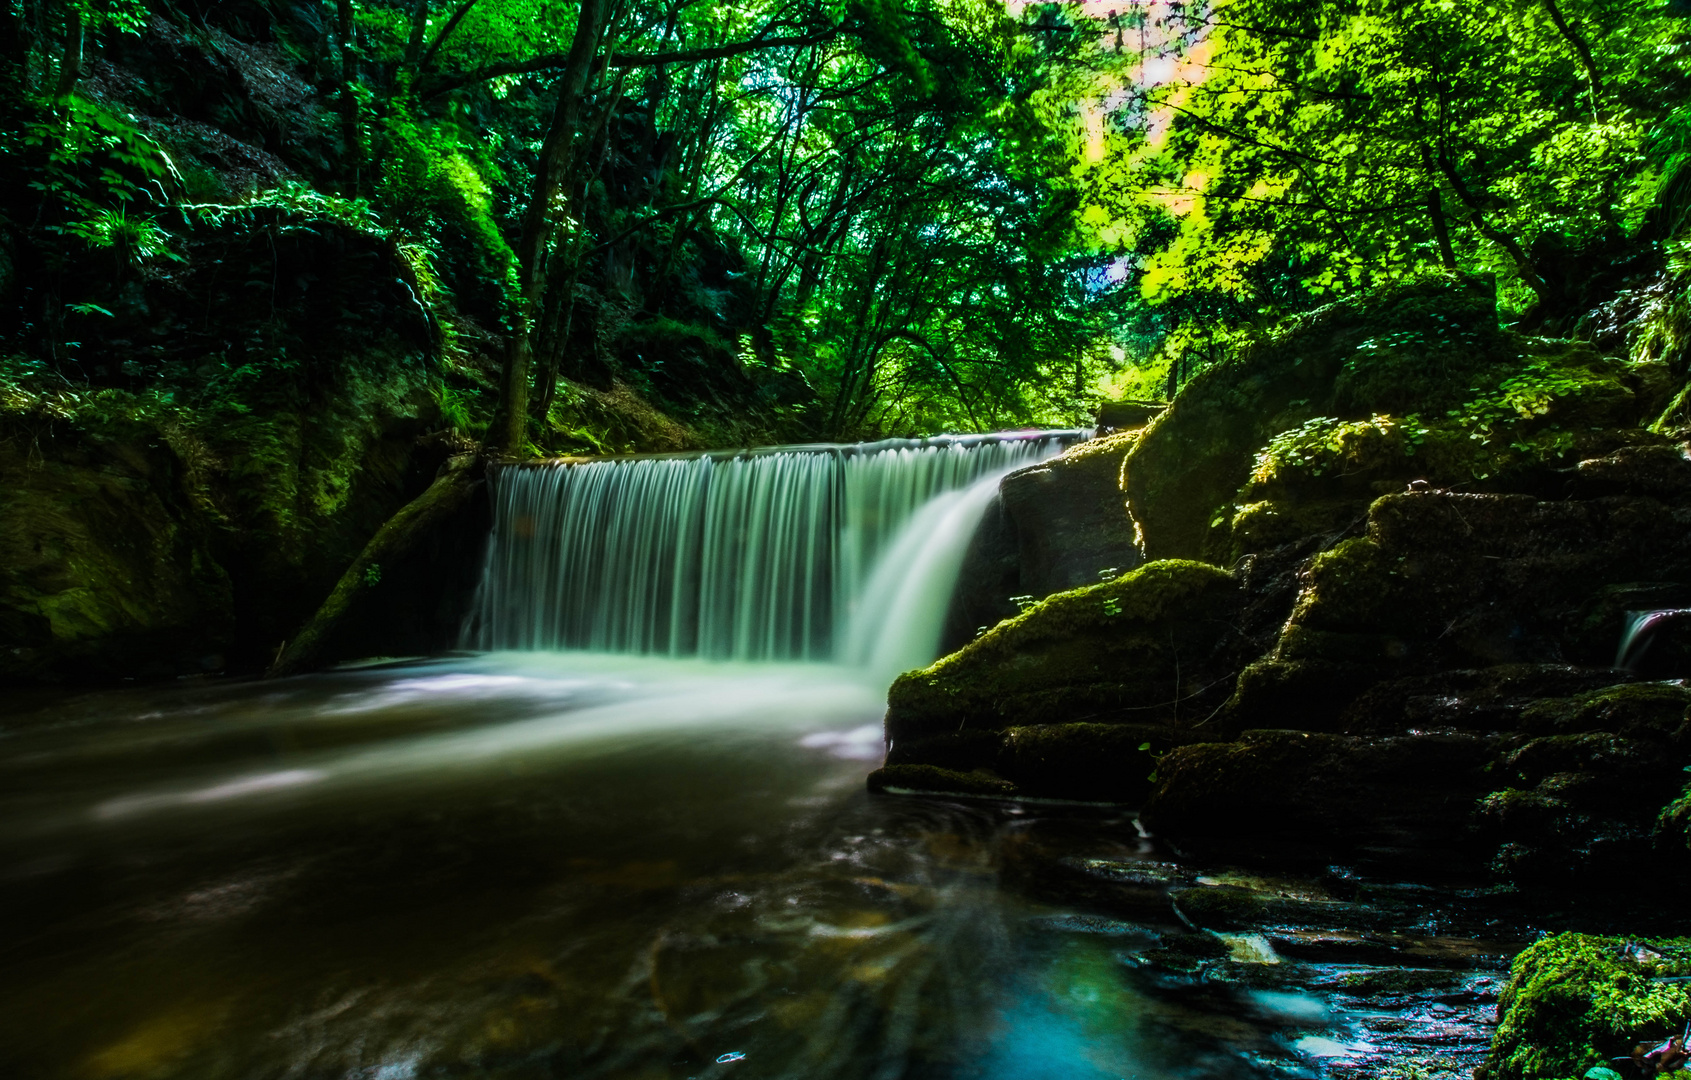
[1616,608,1691,672]
[463,431,1080,675]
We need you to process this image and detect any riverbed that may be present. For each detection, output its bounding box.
[0,655,1503,1079]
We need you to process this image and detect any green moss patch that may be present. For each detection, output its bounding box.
[885,559,1241,739]
[1481,934,1691,1080]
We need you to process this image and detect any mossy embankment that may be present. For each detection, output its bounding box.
[878,273,1691,891]
[0,207,478,681]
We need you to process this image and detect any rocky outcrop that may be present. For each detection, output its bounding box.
[878,274,1691,891]
[873,559,1247,799]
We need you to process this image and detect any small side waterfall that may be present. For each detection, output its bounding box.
[1616,608,1691,672]
[464,432,1079,675]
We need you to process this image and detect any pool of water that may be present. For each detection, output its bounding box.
[0,656,1494,1080]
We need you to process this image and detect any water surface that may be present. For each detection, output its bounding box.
[0,656,1484,1080]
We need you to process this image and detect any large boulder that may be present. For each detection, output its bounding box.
[942,431,1144,651]
[1120,274,1669,566]
[891,559,1242,739]
[872,560,1245,800]
[1138,729,1500,868]
[1122,274,1512,561]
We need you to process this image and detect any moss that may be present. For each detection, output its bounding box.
[1273,490,1691,670]
[1500,733,1662,789]
[1521,683,1691,739]
[1481,934,1691,1080]
[1284,537,1402,632]
[1122,269,1660,565]
[1141,727,1497,852]
[0,204,446,678]
[1210,657,1385,734]
[1122,274,1504,561]
[378,114,516,319]
[885,559,1241,739]
[1654,789,1691,852]
[866,763,1016,798]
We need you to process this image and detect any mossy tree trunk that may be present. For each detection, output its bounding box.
[267,453,483,678]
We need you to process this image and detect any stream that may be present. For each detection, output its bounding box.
[0,654,1509,1080]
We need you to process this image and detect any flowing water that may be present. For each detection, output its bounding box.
[1615,608,1691,672]
[0,434,1503,1080]
[463,433,1074,675]
[0,656,1501,1080]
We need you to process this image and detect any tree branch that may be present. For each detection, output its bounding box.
[420,26,835,99]
[416,0,484,75]
[1538,0,1602,113]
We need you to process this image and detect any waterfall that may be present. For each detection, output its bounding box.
[464,432,1078,674]
[1616,608,1691,672]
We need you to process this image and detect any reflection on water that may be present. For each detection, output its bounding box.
[0,656,1475,1080]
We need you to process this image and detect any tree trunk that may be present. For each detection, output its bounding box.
[53,9,83,100]
[1435,146,1550,304]
[1427,187,1456,269]
[1539,0,1602,115]
[487,0,607,454]
[268,453,484,678]
[336,0,362,191]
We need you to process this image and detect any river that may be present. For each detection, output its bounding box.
[0,654,1503,1080]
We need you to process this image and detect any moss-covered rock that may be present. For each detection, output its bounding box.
[877,722,1199,804]
[1122,274,1509,562]
[1480,934,1691,1080]
[1519,683,1691,742]
[1339,666,1643,737]
[994,722,1192,802]
[1120,272,1669,566]
[888,559,1242,740]
[0,418,234,680]
[0,211,468,681]
[1283,492,1691,673]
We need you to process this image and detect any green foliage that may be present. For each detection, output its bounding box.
[60,206,181,264]
[376,114,515,316]
[1076,0,1691,353]
[186,181,384,236]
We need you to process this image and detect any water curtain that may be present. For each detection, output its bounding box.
[464,433,1078,671]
